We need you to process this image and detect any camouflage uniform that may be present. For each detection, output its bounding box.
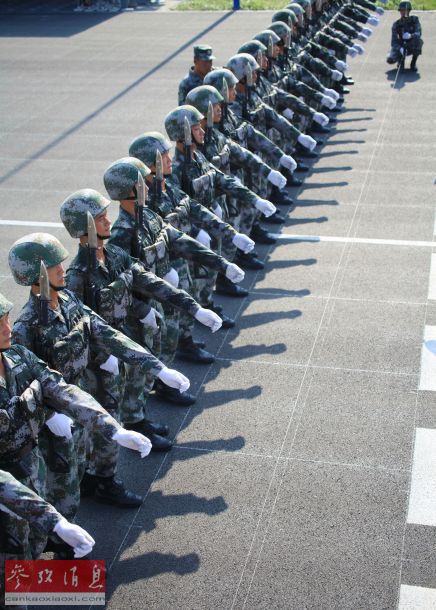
[178,44,216,104]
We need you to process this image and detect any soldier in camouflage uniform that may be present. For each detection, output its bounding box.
[165,104,276,313]
[387,1,423,71]
[128,131,255,336]
[203,68,300,249]
[62,188,221,444]
[178,44,216,105]
[9,235,188,511]
[105,157,244,394]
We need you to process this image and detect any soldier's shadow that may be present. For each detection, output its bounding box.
[385,67,421,89]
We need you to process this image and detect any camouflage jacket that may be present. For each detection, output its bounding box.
[258,72,315,119]
[282,54,326,93]
[178,68,205,104]
[219,106,284,166]
[149,176,238,242]
[329,15,361,38]
[109,207,229,276]
[12,290,163,385]
[391,16,423,52]
[66,243,200,328]
[0,469,60,533]
[201,126,272,179]
[171,147,259,211]
[0,344,121,463]
[271,59,324,107]
[231,90,300,145]
[315,29,351,55]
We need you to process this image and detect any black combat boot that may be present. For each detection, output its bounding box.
[236,251,265,271]
[410,54,418,71]
[94,476,144,508]
[178,335,215,364]
[250,223,276,245]
[215,274,249,297]
[154,379,196,406]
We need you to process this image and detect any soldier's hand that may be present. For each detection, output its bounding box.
[53,518,95,558]
[280,154,298,172]
[157,367,190,393]
[331,69,343,82]
[353,43,365,55]
[323,87,340,101]
[163,267,179,288]
[282,108,294,121]
[196,229,212,249]
[362,27,373,37]
[112,428,153,458]
[335,59,348,71]
[403,32,412,40]
[100,355,120,376]
[267,170,287,189]
[212,202,223,218]
[297,134,317,151]
[313,112,329,127]
[368,16,379,26]
[46,413,73,439]
[375,6,385,14]
[232,232,255,254]
[225,263,245,284]
[140,307,162,330]
[347,46,358,58]
[195,308,223,333]
[321,95,336,110]
[357,32,368,43]
[255,197,277,217]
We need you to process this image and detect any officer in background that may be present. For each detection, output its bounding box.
[387,1,423,71]
[178,45,216,104]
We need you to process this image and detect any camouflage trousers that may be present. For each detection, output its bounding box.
[192,237,222,307]
[38,424,86,522]
[177,257,195,343]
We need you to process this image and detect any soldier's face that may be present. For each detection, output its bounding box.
[0,314,11,350]
[272,44,280,59]
[399,9,408,16]
[229,85,236,102]
[194,58,213,77]
[212,103,222,123]
[94,211,111,238]
[192,124,205,144]
[47,263,65,288]
[261,54,268,69]
[162,151,172,175]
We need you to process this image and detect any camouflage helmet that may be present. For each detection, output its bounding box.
[164,105,204,142]
[238,40,267,58]
[60,189,110,238]
[226,53,259,82]
[272,9,297,26]
[186,85,224,117]
[203,68,238,92]
[0,293,13,318]
[287,3,304,17]
[103,157,151,201]
[254,29,281,47]
[129,132,171,167]
[9,233,68,286]
[398,0,412,9]
[295,0,310,8]
[269,21,292,42]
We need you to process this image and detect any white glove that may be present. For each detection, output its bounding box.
[163,267,179,288]
[320,94,336,110]
[213,202,223,218]
[194,307,222,333]
[297,133,317,151]
[362,27,373,37]
[324,87,340,101]
[347,46,358,58]
[140,307,162,330]
[368,16,379,26]
[53,518,95,559]
[313,112,329,127]
[328,48,336,56]
[225,263,245,283]
[279,154,298,172]
[375,6,385,14]
[255,197,276,218]
[99,354,120,376]
[196,228,211,249]
[357,32,368,42]
[282,107,294,120]
[267,169,287,189]
[353,43,365,55]
[112,428,152,458]
[157,366,190,393]
[232,232,255,253]
[46,413,73,439]
[402,32,412,40]
[331,69,343,82]
[335,59,348,71]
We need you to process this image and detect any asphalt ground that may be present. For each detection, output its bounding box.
[1,8,436,610]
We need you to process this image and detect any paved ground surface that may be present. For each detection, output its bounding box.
[1,8,436,610]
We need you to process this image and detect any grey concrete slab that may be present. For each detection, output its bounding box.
[352,203,436,242]
[287,367,417,469]
[402,524,436,589]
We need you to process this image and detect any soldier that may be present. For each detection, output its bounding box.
[178,45,216,104]
[9,235,188,511]
[62,188,221,439]
[387,1,423,71]
[165,104,277,312]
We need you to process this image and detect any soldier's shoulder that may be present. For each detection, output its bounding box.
[7,343,36,363]
[106,242,130,260]
[13,300,37,327]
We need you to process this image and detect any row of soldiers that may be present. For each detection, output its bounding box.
[0,0,388,605]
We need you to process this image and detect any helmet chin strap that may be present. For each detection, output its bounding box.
[97,234,110,241]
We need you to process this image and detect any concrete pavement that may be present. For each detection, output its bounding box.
[0,8,435,609]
